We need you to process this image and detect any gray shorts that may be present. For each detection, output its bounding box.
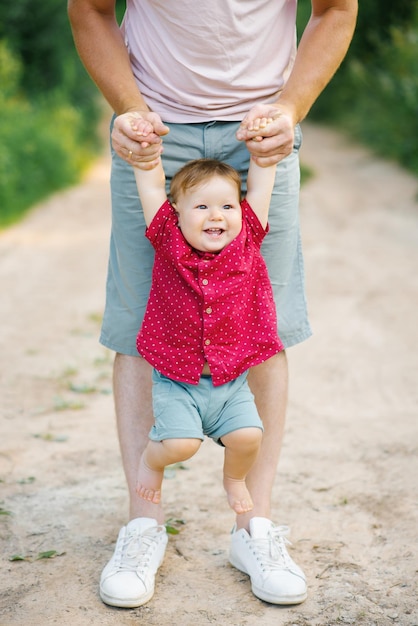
[100,120,311,354]
[149,370,263,445]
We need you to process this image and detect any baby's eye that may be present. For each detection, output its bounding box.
[196,204,208,210]
[223,204,233,210]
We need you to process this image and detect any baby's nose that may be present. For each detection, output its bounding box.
[209,207,223,219]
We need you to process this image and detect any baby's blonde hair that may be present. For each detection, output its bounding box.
[170,158,242,204]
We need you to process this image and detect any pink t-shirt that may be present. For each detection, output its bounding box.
[122,0,297,122]
[136,199,284,386]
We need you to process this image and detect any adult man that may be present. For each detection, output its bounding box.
[68,0,357,608]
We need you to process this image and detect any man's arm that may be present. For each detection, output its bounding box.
[278,0,358,123]
[67,0,169,166]
[237,0,358,165]
[68,0,145,115]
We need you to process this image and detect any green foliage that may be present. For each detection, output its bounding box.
[0,40,22,98]
[9,550,66,561]
[0,1,102,228]
[116,0,127,24]
[347,0,414,60]
[0,85,94,227]
[341,21,418,172]
[0,505,12,516]
[0,0,98,123]
[297,1,418,176]
[165,517,186,535]
[297,0,415,57]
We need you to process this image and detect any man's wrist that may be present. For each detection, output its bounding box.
[119,105,150,116]
[271,100,299,127]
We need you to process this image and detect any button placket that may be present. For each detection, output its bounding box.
[199,265,214,360]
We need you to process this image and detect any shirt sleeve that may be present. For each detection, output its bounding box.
[145,199,177,250]
[241,199,269,247]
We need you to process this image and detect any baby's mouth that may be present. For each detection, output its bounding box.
[204,228,224,236]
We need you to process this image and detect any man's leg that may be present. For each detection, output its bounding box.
[98,121,172,608]
[228,352,307,605]
[237,351,288,530]
[99,354,168,608]
[113,354,164,522]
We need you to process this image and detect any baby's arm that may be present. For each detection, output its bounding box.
[132,119,168,227]
[245,117,277,229]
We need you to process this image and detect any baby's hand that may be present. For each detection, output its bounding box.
[245,116,274,131]
[236,104,294,166]
[130,117,155,148]
[244,116,274,143]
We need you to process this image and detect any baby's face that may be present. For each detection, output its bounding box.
[173,175,242,253]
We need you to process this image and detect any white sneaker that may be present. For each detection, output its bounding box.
[100,517,168,608]
[229,517,307,605]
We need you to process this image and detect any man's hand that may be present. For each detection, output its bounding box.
[111,111,170,170]
[236,104,296,167]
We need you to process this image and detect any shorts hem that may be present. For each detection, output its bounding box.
[212,423,264,444]
[99,334,140,357]
[149,432,205,443]
[280,325,313,350]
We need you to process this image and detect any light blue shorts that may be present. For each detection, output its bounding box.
[149,370,263,445]
[100,120,312,354]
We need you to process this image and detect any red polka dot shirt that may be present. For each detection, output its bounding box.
[136,199,284,386]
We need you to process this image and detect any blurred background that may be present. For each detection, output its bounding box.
[0,0,417,228]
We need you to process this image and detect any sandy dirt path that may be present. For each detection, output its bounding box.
[1,123,417,626]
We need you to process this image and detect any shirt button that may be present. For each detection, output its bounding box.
[202,279,209,285]
[205,307,212,314]
[204,339,211,345]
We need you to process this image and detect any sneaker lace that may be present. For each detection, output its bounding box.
[252,525,295,574]
[113,526,163,575]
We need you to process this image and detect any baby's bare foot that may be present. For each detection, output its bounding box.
[136,484,161,504]
[223,476,254,514]
[136,456,163,504]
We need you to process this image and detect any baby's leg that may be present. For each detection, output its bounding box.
[220,427,263,514]
[136,441,165,504]
[136,438,201,504]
